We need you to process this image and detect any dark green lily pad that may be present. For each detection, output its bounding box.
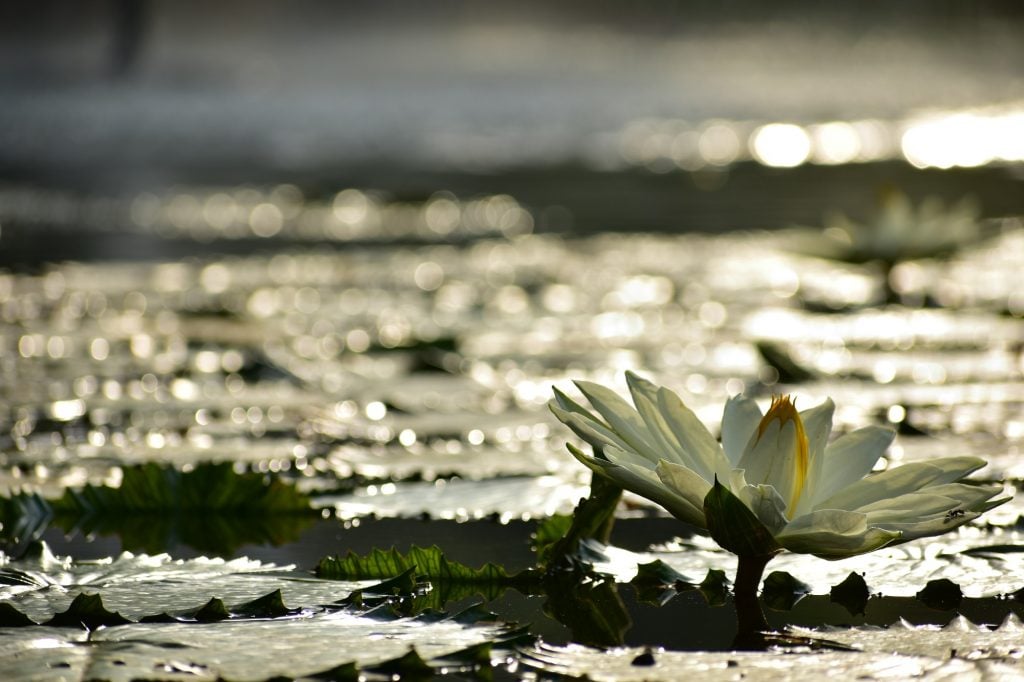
[43,592,132,629]
[916,578,963,611]
[762,570,811,611]
[830,572,870,616]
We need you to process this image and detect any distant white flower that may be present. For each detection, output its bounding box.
[551,372,1007,560]
[791,190,982,265]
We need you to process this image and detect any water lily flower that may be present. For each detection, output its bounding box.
[789,189,982,266]
[550,372,1008,637]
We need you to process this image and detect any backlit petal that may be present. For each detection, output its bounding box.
[655,385,731,481]
[806,426,895,508]
[567,443,705,526]
[721,395,762,465]
[575,380,660,460]
[655,459,713,514]
[777,509,900,558]
[814,456,987,512]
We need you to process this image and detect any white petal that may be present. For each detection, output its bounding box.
[736,418,803,511]
[858,483,1004,519]
[806,426,895,508]
[552,386,603,422]
[655,385,731,481]
[721,395,762,465]
[624,373,692,468]
[655,460,712,515]
[601,442,660,473]
[814,456,987,512]
[791,400,837,517]
[875,510,982,542]
[737,483,790,535]
[777,509,900,558]
[550,407,636,461]
[860,493,962,520]
[567,443,705,527]
[574,380,660,460]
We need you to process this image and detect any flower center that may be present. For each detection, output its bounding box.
[756,395,809,512]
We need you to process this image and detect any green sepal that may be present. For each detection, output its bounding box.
[702,477,781,558]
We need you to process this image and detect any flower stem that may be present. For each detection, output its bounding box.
[732,553,773,647]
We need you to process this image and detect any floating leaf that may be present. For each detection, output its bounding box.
[830,572,870,616]
[631,560,695,605]
[316,545,518,608]
[0,542,362,623]
[0,601,37,627]
[1,463,317,555]
[0,609,522,681]
[699,568,730,607]
[43,592,132,629]
[519,639,1021,680]
[192,597,231,623]
[762,571,811,611]
[368,647,434,678]
[916,579,963,611]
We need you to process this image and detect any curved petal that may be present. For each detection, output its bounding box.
[858,483,1006,519]
[814,456,987,512]
[623,373,693,469]
[777,509,900,558]
[550,406,633,460]
[875,510,982,543]
[655,459,713,516]
[727,469,789,535]
[721,395,762,465]
[806,426,895,509]
[792,399,835,517]
[575,380,660,461]
[736,417,803,512]
[655,384,731,481]
[566,443,706,527]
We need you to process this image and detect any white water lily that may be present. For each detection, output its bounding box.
[551,372,1008,561]
[789,190,982,265]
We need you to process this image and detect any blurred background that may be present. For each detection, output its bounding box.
[2,0,1024,264]
[2,0,1024,567]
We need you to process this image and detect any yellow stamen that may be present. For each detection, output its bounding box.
[756,395,809,511]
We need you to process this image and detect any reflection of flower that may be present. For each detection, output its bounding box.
[550,372,1008,638]
[793,190,981,265]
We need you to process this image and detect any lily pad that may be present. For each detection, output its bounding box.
[0,608,521,681]
[0,543,363,623]
[315,474,589,522]
[518,640,1021,681]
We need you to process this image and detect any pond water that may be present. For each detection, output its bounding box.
[2,177,1024,680]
